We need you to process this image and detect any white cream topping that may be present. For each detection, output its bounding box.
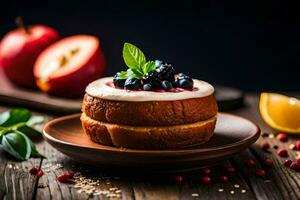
[86,77,214,102]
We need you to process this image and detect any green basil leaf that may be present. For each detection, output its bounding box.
[142,61,156,74]
[1,132,31,160]
[130,68,144,78]
[118,71,129,79]
[123,43,146,70]
[16,124,42,139]
[0,109,31,127]
[27,116,44,126]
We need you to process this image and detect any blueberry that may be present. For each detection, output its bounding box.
[143,83,153,91]
[162,80,173,90]
[172,79,180,87]
[113,73,126,88]
[143,71,161,88]
[124,78,141,90]
[156,64,175,81]
[179,78,194,89]
[155,60,163,68]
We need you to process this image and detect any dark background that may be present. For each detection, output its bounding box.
[1,0,299,91]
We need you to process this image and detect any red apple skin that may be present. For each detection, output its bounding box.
[35,46,106,98]
[0,25,59,88]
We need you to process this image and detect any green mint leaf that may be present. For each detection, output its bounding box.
[15,124,42,139]
[0,109,31,127]
[123,43,146,70]
[1,131,31,160]
[118,71,129,79]
[142,61,156,74]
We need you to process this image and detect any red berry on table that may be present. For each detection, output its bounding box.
[37,170,43,177]
[277,149,288,157]
[175,175,183,184]
[264,159,273,167]
[201,176,211,184]
[276,133,288,142]
[296,141,300,150]
[261,142,270,151]
[64,171,74,178]
[290,163,300,171]
[29,167,38,175]
[57,174,70,183]
[247,159,255,167]
[284,159,293,167]
[256,169,266,176]
[219,176,228,183]
[227,166,236,173]
[201,167,211,175]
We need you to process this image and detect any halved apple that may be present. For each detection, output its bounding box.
[34,35,105,98]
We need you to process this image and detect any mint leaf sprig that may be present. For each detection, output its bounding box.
[0,108,45,160]
[119,43,157,79]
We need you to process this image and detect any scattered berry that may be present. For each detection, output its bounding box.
[57,174,71,183]
[295,141,300,150]
[226,166,236,173]
[284,159,293,167]
[290,163,300,171]
[64,171,74,178]
[256,169,266,176]
[277,149,288,157]
[201,176,211,184]
[37,170,43,177]
[219,176,228,183]
[277,133,288,142]
[247,159,255,167]
[261,142,270,151]
[124,78,141,90]
[175,175,183,184]
[29,167,38,175]
[264,159,273,167]
[201,167,211,175]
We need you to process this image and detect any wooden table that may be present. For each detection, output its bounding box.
[1,93,300,200]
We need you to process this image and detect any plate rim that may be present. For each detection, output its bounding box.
[43,112,260,155]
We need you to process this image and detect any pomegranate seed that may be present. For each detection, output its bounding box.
[276,133,288,142]
[57,174,71,183]
[264,159,273,167]
[284,159,293,167]
[261,142,270,151]
[226,166,236,173]
[175,175,183,184]
[219,176,228,183]
[201,176,211,184]
[290,163,300,171]
[64,171,74,178]
[277,149,288,157]
[296,141,300,150]
[201,167,211,175]
[37,170,43,177]
[29,167,38,175]
[256,169,266,176]
[246,159,255,167]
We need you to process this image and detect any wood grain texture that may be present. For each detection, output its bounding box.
[0,93,300,200]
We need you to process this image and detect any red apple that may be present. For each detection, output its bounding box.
[34,35,106,98]
[0,20,59,88]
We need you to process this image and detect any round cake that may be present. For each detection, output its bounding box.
[80,42,218,149]
[81,77,218,149]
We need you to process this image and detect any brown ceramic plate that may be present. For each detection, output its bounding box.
[43,113,260,171]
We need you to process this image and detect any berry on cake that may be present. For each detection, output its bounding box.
[81,43,218,149]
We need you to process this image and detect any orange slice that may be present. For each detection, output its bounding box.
[259,93,300,134]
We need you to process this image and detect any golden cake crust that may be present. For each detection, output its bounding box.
[81,113,216,149]
[82,94,218,126]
